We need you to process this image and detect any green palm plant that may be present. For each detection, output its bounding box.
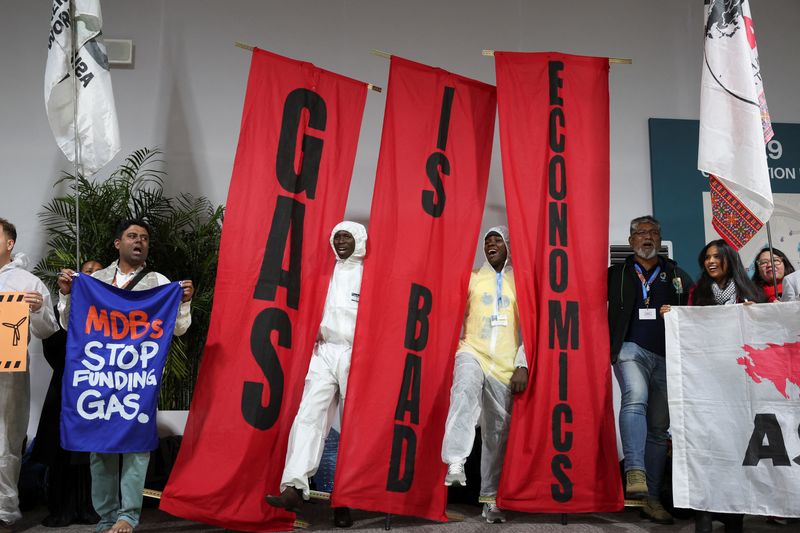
[35,147,224,409]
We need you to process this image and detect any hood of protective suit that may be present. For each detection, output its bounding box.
[330,221,367,263]
[1,253,30,273]
[319,221,366,346]
[483,225,511,271]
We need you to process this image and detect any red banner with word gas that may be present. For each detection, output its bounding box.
[332,57,495,521]
[160,49,366,532]
[494,52,622,512]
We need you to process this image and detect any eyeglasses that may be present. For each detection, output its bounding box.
[631,230,661,238]
[757,258,783,267]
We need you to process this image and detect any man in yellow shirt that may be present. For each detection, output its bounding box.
[441,226,528,524]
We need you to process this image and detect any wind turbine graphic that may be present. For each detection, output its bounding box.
[2,316,27,347]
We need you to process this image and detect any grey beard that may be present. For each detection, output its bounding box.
[634,246,657,260]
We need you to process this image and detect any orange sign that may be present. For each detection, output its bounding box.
[0,292,30,372]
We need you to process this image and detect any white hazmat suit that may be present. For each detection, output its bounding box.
[441,226,527,498]
[279,221,366,499]
[0,254,59,525]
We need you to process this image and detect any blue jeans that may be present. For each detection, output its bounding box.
[90,452,149,531]
[613,342,669,499]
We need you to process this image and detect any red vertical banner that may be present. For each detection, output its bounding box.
[160,49,366,532]
[494,52,622,512]
[332,57,496,521]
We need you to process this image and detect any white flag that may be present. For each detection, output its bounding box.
[698,0,773,250]
[665,303,800,517]
[45,0,120,176]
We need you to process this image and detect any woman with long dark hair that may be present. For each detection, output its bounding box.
[689,239,764,306]
[689,239,760,532]
[750,247,794,302]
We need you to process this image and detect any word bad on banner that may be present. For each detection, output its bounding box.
[61,274,182,453]
[0,293,29,372]
[333,56,495,522]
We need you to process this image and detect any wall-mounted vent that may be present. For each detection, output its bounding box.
[609,241,673,266]
[106,39,133,66]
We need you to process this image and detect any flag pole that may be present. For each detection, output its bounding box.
[765,221,780,299]
[479,49,632,64]
[234,42,383,93]
[70,0,81,271]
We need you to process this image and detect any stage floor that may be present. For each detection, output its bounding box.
[10,503,794,532]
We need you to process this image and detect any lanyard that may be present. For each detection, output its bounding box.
[495,271,503,312]
[634,263,661,307]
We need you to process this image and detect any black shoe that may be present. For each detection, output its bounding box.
[41,514,74,527]
[695,511,713,533]
[76,510,101,525]
[265,487,303,512]
[722,513,743,533]
[333,507,353,528]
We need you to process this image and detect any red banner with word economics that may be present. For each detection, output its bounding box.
[494,52,622,512]
[160,48,366,532]
[332,56,495,521]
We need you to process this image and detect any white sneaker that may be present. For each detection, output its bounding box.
[444,463,466,486]
[482,502,506,524]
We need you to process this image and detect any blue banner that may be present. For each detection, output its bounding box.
[61,274,182,453]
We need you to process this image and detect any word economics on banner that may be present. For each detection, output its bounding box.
[241,88,327,431]
[547,60,578,503]
[72,305,165,422]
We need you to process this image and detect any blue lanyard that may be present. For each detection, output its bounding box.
[634,263,661,306]
[495,271,503,312]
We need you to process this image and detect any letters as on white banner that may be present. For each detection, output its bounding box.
[665,303,800,517]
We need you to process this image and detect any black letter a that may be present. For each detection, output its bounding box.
[742,413,790,466]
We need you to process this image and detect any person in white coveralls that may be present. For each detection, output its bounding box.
[266,221,367,529]
[440,226,528,525]
[0,218,59,533]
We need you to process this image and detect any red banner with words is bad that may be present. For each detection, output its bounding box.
[332,57,496,521]
[160,49,366,532]
[494,52,623,512]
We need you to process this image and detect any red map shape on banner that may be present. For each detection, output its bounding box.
[738,342,800,399]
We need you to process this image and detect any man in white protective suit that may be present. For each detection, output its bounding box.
[265,221,367,528]
[441,226,529,524]
[0,218,59,533]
